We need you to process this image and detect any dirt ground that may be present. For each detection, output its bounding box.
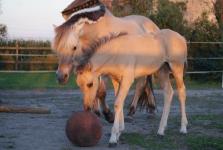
[0,89,223,150]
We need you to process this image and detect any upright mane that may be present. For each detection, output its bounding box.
[75,32,128,69]
[52,4,106,55]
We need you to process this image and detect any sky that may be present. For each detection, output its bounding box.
[0,0,72,40]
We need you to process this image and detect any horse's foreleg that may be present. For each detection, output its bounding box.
[93,98,101,116]
[128,77,146,116]
[97,79,114,123]
[109,76,133,147]
[157,65,174,136]
[170,63,188,134]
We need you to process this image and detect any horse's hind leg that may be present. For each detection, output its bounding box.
[170,63,188,134]
[97,79,114,123]
[128,77,146,116]
[128,76,156,116]
[157,65,174,135]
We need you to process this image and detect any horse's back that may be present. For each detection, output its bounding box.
[123,15,160,33]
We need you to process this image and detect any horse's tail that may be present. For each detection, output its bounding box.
[138,76,156,113]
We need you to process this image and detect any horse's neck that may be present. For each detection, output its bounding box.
[79,10,123,48]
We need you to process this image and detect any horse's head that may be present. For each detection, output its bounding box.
[52,20,88,85]
[52,3,106,55]
[56,55,74,84]
[52,23,83,57]
[76,63,99,111]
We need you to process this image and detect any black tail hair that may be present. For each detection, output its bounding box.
[138,76,156,113]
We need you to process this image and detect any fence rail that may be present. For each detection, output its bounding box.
[0,44,57,70]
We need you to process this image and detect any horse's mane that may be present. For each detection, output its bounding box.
[52,4,106,53]
[76,32,128,70]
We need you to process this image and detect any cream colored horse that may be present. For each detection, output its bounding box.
[74,29,188,146]
[54,5,158,116]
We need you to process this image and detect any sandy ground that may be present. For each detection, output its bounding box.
[0,89,223,150]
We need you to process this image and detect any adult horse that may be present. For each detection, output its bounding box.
[54,2,159,118]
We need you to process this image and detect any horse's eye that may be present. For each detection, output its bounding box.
[73,46,77,51]
[87,82,93,88]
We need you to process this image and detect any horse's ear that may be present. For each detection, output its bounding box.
[62,14,70,21]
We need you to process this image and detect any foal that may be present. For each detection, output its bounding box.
[75,29,188,146]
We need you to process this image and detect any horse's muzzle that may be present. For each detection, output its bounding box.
[56,71,69,85]
[84,105,91,112]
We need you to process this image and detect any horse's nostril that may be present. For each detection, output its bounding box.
[64,74,68,79]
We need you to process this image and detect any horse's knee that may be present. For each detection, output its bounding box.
[178,84,186,101]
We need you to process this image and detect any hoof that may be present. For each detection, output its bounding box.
[127,106,136,117]
[180,128,187,134]
[109,142,117,148]
[94,111,101,117]
[103,110,114,123]
[157,130,165,137]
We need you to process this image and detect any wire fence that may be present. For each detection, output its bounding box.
[0,42,223,88]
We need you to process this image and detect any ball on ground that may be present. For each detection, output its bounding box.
[65,111,102,147]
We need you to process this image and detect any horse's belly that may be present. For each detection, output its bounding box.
[134,65,160,78]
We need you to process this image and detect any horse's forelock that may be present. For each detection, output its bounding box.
[52,25,78,56]
[52,4,106,56]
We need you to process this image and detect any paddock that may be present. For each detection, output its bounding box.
[0,43,223,149]
[0,89,222,150]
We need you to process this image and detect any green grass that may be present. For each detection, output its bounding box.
[122,133,180,150]
[187,136,223,150]
[0,72,77,89]
[122,131,223,150]
[122,114,223,150]
[0,72,221,89]
[190,114,223,130]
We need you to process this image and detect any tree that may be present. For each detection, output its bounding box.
[0,0,7,39]
[0,24,7,39]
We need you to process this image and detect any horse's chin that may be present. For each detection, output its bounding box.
[58,78,69,85]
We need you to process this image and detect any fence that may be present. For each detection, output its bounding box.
[0,42,57,71]
[0,42,223,88]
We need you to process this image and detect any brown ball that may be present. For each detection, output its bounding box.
[65,111,102,147]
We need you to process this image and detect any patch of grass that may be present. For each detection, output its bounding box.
[122,133,223,150]
[187,136,223,150]
[190,114,223,121]
[190,114,223,130]
[0,72,221,89]
[122,133,180,150]
[0,72,77,89]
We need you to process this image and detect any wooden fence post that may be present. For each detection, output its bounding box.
[15,41,19,70]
